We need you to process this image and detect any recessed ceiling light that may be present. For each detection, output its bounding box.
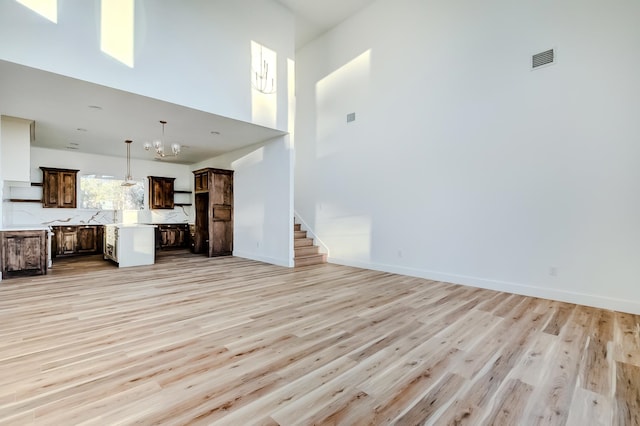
[88,105,103,110]
[66,146,79,150]
[211,131,220,135]
[69,142,80,146]
[76,128,87,132]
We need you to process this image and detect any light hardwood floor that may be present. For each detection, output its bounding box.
[0,251,638,425]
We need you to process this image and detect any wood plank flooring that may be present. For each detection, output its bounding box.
[0,251,638,425]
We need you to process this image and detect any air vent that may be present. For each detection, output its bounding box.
[532,48,555,69]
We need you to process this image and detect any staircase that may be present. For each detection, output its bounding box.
[294,223,327,267]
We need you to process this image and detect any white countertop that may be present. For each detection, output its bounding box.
[105,223,157,228]
[0,225,51,231]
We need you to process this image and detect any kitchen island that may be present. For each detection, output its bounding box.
[103,224,156,268]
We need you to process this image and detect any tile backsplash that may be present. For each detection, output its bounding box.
[2,202,191,227]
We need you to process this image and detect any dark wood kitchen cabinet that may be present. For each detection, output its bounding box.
[194,170,208,192]
[40,167,78,208]
[77,226,101,253]
[193,168,233,257]
[55,226,77,255]
[148,176,175,209]
[149,176,175,209]
[51,225,102,257]
[1,230,48,278]
[156,224,189,250]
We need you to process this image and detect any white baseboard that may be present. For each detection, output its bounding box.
[328,257,640,315]
[233,250,293,267]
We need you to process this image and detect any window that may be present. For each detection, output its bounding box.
[79,175,144,210]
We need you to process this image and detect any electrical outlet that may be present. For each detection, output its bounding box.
[549,266,558,277]
[347,112,356,123]
[398,249,403,258]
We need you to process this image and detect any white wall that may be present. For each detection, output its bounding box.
[295,0,640,314]
[0,0,294,131]
[3,147,193,226]
[192,136,294,267]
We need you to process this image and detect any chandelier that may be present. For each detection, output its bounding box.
[144,120,180,158]
[252,45,276,94]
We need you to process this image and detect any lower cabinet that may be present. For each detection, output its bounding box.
[52,225,103,257]
[77,226,101,253]
[156,224,189,250]
[0,230,48,278]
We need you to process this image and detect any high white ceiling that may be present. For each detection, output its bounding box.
[0,60,286,165]
[277,0,377,48]
[0,1,373,165]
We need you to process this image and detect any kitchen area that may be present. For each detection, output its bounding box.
[1,165,233,277]
[1,116,234,279]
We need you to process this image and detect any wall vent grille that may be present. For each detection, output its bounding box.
[532,49,555,69]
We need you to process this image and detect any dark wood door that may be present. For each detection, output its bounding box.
[193,193,209,254]
[149,176,175,209]
[77,227,98,253]
[194,172,208,192]
[209,171,233,257]
[42,169,60,207]
[60,171,77,208]
[1,231,47,277]
[21,235,45,271]
[59,228,77,255]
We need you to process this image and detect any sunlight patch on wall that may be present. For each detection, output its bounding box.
[16,0,57,23]
[251,41,277,128]
[287,58,296,145]
[317,204,372,261]
[232,146,264,169]
[315,49,371,158]
[100,0,135,67]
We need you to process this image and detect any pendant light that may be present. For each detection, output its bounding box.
[121,139,136,187]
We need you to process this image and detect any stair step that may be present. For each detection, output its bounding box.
[294,230,307,239]
[294,253,327,267]
[294,223,301,231]
[295,245,319,257]
[294,238,314,248]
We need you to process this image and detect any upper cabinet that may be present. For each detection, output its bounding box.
[194,170,208,193]
[40,167,78,208]
[148,176,175,209]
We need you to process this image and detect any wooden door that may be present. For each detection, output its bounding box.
[42,169,60,207]
[60,171,77,208]
[209,171,233,256]
[194,172,208,192]
[59,228,77,255]
[21,235,44,271]
[77,227,97,253]
[1,231,47,277]
[3,235,22,272]
[193,193,209,254]
[149,177,175,209]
